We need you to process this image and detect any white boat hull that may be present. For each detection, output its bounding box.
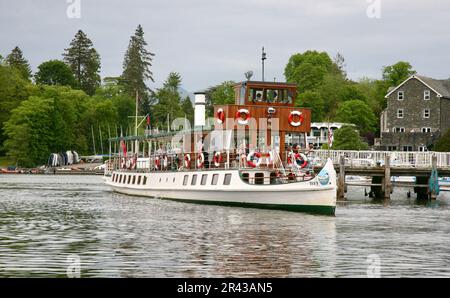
[105,159,337,215]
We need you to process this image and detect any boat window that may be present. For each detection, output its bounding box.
[119,174,123,183]
[132,175,136,185]
[143,176,147,185]
[127,175,131,184]
[255,173,264,185]
[191,174,198,185]
[270,172,277,184]
[183,175,189,186]
[159,177,162,183]
[224,174,232,185]
[112,173,115,182]
[173,177,175,183]
[137,175,141,185]
[242,172,249,183]
[211,174,219,185]
[201,174,208,185]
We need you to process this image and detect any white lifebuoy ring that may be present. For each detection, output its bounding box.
[162,155,168,169]
[213,152,222,167]
[196,153,205,168]
[293,153,308,169]
[235,108,250,125]
[247,151,262,168]
[184,154,191,168]
[216,108,225,124]
[289,111,304,127]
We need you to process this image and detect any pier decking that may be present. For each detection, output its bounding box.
[309,150,450,200]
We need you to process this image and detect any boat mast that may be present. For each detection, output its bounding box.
[135,90,139,155]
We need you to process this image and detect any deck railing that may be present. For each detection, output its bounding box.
[309,150,450,169]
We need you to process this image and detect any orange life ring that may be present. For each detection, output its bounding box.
[213,152,223,167]
[184,154,191,168]
[247,151,262,168]
[289,111,304,127]
[294,153,308,169]
[235,108,250,125]
[216,108,225,124]
[196,153,204,168]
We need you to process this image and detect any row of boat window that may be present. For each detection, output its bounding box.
[112,173,232,186]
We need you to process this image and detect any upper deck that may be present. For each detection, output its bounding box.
[233,81,297,107]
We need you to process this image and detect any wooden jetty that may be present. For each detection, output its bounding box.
[309,150,450,200]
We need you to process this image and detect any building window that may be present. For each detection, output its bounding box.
[424,90,430,100]
[423,109,430,118]
[394,127,405,133]
[397,109,404,118]
[191,174,197,185]
[224,174,232,185]
[397,91,404,100]
[201,174,208,185]
[211,174,219,185]
[403,146,413,152]
[387,146,397,151]
[183,175,189,186]
[418,146,428,152]
[421,127,431,133]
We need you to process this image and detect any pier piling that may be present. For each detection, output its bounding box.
[337,156,346,201]
[383,155,391,200]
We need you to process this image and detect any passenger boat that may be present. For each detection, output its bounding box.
[104,79,337,215]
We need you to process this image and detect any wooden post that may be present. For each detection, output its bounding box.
[384,154,391,200]
[429,154,439,200]
[337,155,346,200]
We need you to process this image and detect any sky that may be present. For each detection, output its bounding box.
[1,0,450,92]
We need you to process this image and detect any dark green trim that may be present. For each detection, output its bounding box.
[163,198,335,216]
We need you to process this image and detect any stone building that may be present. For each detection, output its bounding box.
[378,75,450,151]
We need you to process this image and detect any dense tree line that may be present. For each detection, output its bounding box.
[0,27,438,165]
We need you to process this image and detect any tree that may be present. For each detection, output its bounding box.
[63,30,101,95]
[0,64,35,154]
[331,126,369,150]
[296,91,324,122]
[382,61,416,87]
[121,24,155,112]
[434,129,450,152]
[205,80,235,116]
[152,72,184,128]
[284,50,337,92]
[335,100,377,135]
[181,96,194,125]
[35,60,76,87]
[6,46,32,80]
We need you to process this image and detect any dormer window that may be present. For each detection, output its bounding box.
[424,90,430,100]
[397,91,404,100]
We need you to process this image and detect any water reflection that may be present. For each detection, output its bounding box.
[0,175,449,277]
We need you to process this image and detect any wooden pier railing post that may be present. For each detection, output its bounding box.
[429,154,439,200]
[384,154,391,200]
[337,155,346,201]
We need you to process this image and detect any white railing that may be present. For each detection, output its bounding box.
[309,150,450,169]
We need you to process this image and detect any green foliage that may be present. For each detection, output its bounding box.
[35,60,76,87]
[152,72,184,128]
[5,46,32,81]
[121,24,155,113]
[382,61,416,87]
[332,126,369,150]
[434,129,450,152]
[0,64,35,154]
[63,30,101,95]
[181,96,194,125]
[205,81,235,116]
[284,50,335,92]
[297,91,324,122]
[335,100,377,135]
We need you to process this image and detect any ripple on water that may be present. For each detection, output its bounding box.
[0,174,450,277]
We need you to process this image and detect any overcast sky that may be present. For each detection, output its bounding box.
[1,0,450,91]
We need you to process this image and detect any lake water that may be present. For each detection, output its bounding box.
[0,174,449,278]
